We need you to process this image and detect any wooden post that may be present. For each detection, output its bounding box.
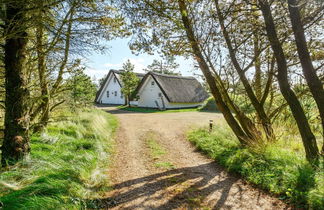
[209,120,213,132]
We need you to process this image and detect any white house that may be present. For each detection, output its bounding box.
[134,72,208,109]
[95,70,144,105]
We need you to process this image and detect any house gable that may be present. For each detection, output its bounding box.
[96,71,124,104]
[137,75,167,108]
[134,72,208,109]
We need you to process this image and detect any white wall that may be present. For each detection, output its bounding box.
[137,76,166,108]
[137,76,203,109]
[97,73,125,105]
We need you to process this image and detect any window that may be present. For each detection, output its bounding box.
[151,81,155,86]
[120,92,123,98]
[114,91,117,96]
[114,77,117,83]
[158,92,162,97]
[107,91,109,98]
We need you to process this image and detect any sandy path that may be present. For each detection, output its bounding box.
[97,107,289,210]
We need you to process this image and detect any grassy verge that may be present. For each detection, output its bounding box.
[144,131,174,170]
[0,108,117,209]
[118,105,198,113]
[187,125,323,209]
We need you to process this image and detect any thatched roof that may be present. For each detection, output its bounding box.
[95,69,145,102]
[112,70,145,85]
[137,72,209,103]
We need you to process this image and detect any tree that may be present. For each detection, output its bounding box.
[29,0,127,131]
[1,1,31,165]
[115,0,323,163]
[258,0,320,163]
[144,57,180,75]
[98,74,107,88]
[66,67,97,109]
[116,0,272,145]
[214,0,275,141]
[120,60,140,107]
[1,0,128,165]
[287,0,324,154]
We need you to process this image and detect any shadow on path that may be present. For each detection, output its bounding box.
[87,162,244,209]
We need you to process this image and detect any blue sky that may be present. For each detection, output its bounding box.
[83,38,198,82]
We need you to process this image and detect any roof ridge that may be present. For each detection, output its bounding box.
[111,69,145,76]
[149,71,195,79]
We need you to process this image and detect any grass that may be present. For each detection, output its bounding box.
[154,161,174,169]
[187,124,324,209]
[0,108,117,209]
[146,136,166,159]
[118,105,198,113]
[144,131,175,170]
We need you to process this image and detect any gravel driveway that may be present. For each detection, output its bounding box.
[97,107,289,210]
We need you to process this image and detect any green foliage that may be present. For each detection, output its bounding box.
[198,97,219,112]
[0,108,117,209]
[120,60,140,105]
[66,68,97,109]
[199,96,254,113]
[187,126,323,209]
[275,88,322,137]
[144,57,180,75]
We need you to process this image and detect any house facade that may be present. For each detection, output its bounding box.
[95,70,125,105]
[135,72,208,109]
[95,70,145,105]
[96,70,208,109]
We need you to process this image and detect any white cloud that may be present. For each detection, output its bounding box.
[84,68,108,81]
[123,57,146,73]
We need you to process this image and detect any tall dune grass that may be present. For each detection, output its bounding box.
[0,108,117,209]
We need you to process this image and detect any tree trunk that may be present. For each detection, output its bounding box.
[34,4,50,132]
[253,34,262,101]
[259,0,319,163]
[1,3,30,165]
[204,51,262,141]
[214,0,275,141]
[178,0,259,145]
[287,0,324,153]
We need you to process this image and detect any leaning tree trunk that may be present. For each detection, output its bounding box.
[259,0,319,164]
[178,0,261,146]
[214,0,275,141]
[1,3,30,165]
[287,0,324,154]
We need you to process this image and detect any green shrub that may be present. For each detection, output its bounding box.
[0,108,117,209]
[198,97,219,112]
[187,125,323,209]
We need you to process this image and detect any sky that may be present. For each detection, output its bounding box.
[83,38,199,83]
